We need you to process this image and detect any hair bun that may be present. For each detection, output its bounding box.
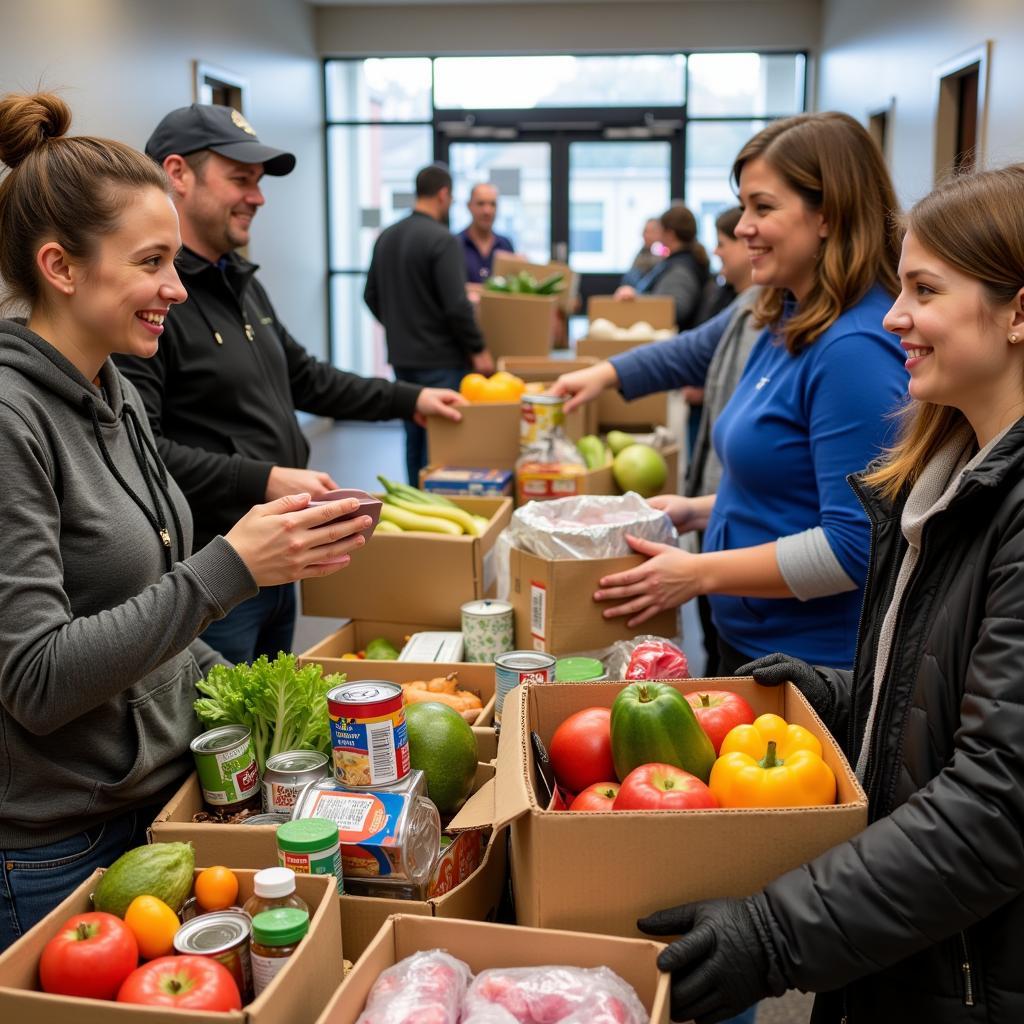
[0,92,72,170]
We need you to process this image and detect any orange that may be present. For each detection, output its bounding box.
[124,895,181,959]
[459,373,488,402]
[479,376,522,403]
[194,865,239,912]
[491,371,526,398]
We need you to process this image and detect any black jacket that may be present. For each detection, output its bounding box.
[761,418,1024,1023]
[365,211,485,369]
[115,248,420,549]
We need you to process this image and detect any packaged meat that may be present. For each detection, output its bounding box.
[625,637,690,680]
[355,949,471,1024]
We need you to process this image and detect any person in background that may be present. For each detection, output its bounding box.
[642,164,1024,1024]
[0,92,369,946]
[620,216,665,288]
[365,163,495,485]
[552,112,908,676]
[115,104,464,665]
[615,203,710,330]
[459,182,514,284]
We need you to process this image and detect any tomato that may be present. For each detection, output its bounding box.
[123,895,181,959]
[684,690,757,754]
[194,865,239,912]
[613,763,719,811]
[548,707,616,794]
[117,955,242,1010]
[39,911,139,1000]
[568,782,619,812]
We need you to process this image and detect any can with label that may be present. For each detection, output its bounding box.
[276,818,344,894]
[461,599,515,663]
[554,656,607,682]
[190,725,261,812]
[173,910,254,1001]
[494,651,557,726]
[262,750,331,814]
[327,682,409,789]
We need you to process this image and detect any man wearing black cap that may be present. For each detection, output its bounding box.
[115,104,466,663]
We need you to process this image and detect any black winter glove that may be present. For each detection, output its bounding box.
[639,896,785,1023]
[735,652,835,727]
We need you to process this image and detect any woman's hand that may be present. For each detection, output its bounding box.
[547,361,619,413]
[593,534,705,627]
[647,494,707,533]
[225,493,372,586]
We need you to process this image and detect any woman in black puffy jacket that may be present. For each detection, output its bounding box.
[638,165,1024,1024]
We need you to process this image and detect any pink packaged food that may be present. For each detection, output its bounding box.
[355,949,471,1024]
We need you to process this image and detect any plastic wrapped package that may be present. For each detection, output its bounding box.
[496,493,677,600]
[355,950,471,1024]
[461,965,649,1024]
[625,637,690,680]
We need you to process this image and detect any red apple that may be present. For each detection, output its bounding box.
[685,690,756,754]
[613,763,718,810]
[569,782,620,811]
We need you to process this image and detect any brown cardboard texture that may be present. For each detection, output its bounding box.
[496,356,600,436]
[150,767,507,965]
[452,679,868,939]
[295,618,444,664]
[508,545,677,656]
[300,495,512,625]
[576,335,670,429]
[478,291,557,359]
[493,251,579,315]
[587,294,676,329]
[317,914,669,1024]
[0,869,341,1024]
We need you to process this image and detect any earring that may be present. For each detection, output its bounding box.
[1011,334,1020,344]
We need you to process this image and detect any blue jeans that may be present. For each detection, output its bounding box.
[201,583,297,664]
[0,803,159,951]
[393,366,467,485]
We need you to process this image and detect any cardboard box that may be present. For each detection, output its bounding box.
[508,545,677,656]
[587,294,676,329]
[576,335,672,429]
[0,869,342,1024]
[317,914,670,1024]
[300,496,512,626]
[493,251,579,316]
[478,291,558,360]
[452,679,868,939]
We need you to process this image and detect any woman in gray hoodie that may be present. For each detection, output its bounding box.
[0,92,370,947]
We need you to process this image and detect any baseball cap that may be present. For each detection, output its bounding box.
[145,104,296,176]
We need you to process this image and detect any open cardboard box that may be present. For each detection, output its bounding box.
[151,764,506,963]
[300,495,512,626]
[508,545,678,657]
[316,914,670,1024]
[452,679,868,939]
[576,335,671,429]
[587,294,676,329]
[0,869,342,1024]
[478,291,558,360]
[493,251,579,316]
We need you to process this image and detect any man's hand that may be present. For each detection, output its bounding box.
[614,285,638,300]
[413,387,466,427]
[265,466,338,502]
[471,350,495,375]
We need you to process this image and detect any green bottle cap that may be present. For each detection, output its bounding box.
[555,657,606,682]
[252,907,310,946]
[276,817,339,852]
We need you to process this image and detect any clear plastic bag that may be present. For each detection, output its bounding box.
[355,949,471,1024]
[461,965,649,1024]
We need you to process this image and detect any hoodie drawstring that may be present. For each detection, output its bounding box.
[83,395,185,572]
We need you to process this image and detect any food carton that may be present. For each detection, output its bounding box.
[478,291,557,359]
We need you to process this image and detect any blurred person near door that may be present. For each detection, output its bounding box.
[460,182,514,285]
[620,216,666,288]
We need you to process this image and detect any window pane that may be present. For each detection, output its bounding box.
[449,142,551,264]
[330,272,391,377]
[327,124,433,270]
[434,55,685,109]
[687,53,804,117]
[569,141,671,273]
[685,120,767,254]
[326,58,432,121]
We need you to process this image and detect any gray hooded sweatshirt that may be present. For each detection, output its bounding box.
[0,321,256,848]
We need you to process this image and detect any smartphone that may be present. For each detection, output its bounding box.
[307,488,382,542]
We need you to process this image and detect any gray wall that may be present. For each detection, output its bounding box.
[819,0,1024,208]
[1,0,328,359]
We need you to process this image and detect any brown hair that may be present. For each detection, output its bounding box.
[660,202,709,272]
[864,164,1024,499]
[715,206,743,240]
[0,91,168,309]
[731,111,901,353]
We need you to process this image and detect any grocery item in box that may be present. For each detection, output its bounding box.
[423,467,515,496]
[398,631,465,662]
[328,681,410,789]
[430,829,486,898]
[356,950,471,1024]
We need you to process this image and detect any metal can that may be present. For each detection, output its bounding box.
[262,750,331,814]
[327,681,409,789]
[190,725,261,812]
[240,812,291,827]
[179,897,247,922]
[173,910,254,1001]
[461,599,515,663]
[519,393,567,448]
[494,651,557,726]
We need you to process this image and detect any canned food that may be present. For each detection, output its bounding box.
[262,750,331,814]
[240,813,291,827]
[327,682,409,789]
[276,818,343,894]
[519,393,567,448]
[179,897,248,922]
[554,656,607,682]
[173,910,254,1001]
[293,770,426,815]
[293,779,440,887]
[190,725,261,811]
[461,599,515,663]
[494,651,557,726]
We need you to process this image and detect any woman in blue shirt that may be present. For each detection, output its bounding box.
[556,113,908,671]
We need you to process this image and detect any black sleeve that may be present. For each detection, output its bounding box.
[364,249,380,321]
[432,235,485,355]
[816,666,854,756]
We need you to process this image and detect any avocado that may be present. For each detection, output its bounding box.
[365,636,401,661]
[93,841,195,917]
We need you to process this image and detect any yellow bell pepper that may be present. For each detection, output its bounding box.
[709,713,837,808]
